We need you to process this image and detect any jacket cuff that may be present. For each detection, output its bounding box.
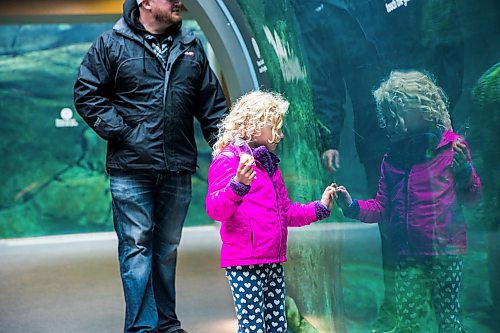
[342,200,360,219]
[318,125,339,151]
[322,135,339,152]
[315,201,331,220]
[229,178,250,196]
[330,135,340,151]
[454,161,473,188]
[115,123,133,143]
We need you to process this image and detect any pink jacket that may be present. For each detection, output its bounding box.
[206,145,320,267]
[353,130,482,255]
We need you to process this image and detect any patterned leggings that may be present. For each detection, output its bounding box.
[225,263,287,333]
[396,255,464,333]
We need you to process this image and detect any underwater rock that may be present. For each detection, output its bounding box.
[472,62,500,315]
[286,296,320,333]
[472,62,500,109]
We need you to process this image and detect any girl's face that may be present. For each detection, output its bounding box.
[385,107,431,142]
[252,124,284,151]
[404,107,431,133]
[384,111,406,142]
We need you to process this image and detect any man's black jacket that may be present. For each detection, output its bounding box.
[74,2,227,174]
[292,0,464,163]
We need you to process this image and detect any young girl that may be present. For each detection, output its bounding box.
[205,90,336,333]
[335,70,482,333]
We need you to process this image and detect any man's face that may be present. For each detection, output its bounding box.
[148,0,182,27]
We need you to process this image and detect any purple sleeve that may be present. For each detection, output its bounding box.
[315,201,331,220]
[342,200,360,219]
[455,144,482,206]
[229,178,251,196]
[357,160,389,223]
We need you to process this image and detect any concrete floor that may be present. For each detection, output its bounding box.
[0,226,236,333]
[0,223,383,333]
[1,224,494,333]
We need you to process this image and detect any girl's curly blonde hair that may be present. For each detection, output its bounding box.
[212,90,289,156]
[373,70,452,134]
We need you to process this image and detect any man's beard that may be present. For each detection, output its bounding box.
[154,10,179,26]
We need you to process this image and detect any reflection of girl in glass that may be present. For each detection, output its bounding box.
[335,70,482,333]
[205,90,336,333]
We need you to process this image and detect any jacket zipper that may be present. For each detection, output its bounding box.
[161,43,182,171]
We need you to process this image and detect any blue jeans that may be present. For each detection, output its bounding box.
[110,170,192,333]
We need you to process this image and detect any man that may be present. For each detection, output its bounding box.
[291,1,464,332]
[74,0,227,332]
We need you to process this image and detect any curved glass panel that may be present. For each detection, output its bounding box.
[230,1,499,332]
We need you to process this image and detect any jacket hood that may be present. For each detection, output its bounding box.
[437,129,461,149]
[123,0,146,33]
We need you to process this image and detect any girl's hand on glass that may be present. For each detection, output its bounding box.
[320,183,337,210]
[333,183,352,210]
[235,156,256,185]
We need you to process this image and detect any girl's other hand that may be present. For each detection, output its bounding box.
[235,158,256,185]
[320,183,337,210]
[452,141,468,169]
[333,183,353,210]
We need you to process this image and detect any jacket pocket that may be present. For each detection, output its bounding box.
[249,220,254,251]
[119,120,163,165]
[122,122,145,149]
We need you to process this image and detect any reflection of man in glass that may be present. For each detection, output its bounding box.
[291,1,464,332]
[74,0,227,332]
